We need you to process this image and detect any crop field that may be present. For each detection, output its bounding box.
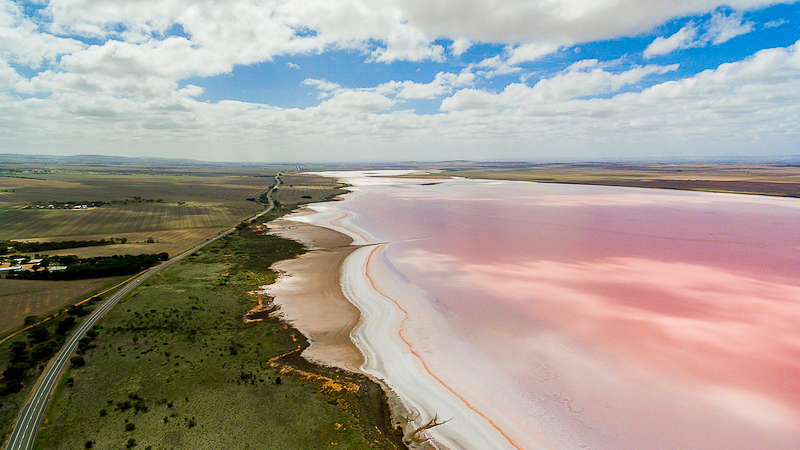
[0,277,127,334]
[32,231,402,450]
[13,228,225,259]
[0,172,276,205]
[0,165,284,334]
[272,173,348,205]
[0,204,259,240]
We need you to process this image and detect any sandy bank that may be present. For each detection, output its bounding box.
[263,208,365,372]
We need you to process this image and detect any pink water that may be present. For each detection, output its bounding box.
[317,175,800,449]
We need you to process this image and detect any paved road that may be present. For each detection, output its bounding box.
[3,176,280,450]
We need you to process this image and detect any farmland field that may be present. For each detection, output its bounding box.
[0,172,276,205]
[271,173,348,205]
[0,204,259,240]
[0,276,128,334]
[0,164,280,333]
[12,228,225,260]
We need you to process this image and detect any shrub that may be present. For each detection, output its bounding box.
[23,316,39,326]
[125,423,135,431]
[70,355,86,367]
[28,326,49,343]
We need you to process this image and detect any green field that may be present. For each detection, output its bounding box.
[31,230,402,450]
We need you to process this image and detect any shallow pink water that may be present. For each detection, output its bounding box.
[332,177,800,449]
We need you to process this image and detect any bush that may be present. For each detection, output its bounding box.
[23,316,39,326]
[28,326,49,343]
[2,364,27,382]
[70,355,86,367]
[1,382,23,395]
[56,317,76,335]
[85,441,93,449]
[29,341,57,362]
[125,423,135,431]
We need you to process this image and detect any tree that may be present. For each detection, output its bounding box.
[70,355,86,367]
[23,316,39,326]
[3,364,27,381]
[28,326,49,343]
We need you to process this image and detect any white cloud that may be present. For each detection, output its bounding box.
[645,11,755,58]
[450,37,472,57]
[567,59,599,71]
[34,0,790,68]
[442,64,678,111]
[0,57,21,89]
[468,55,522,78]
[0,0,85,68]
[287,62,300,69]
[506,42,563,64]
[705,11,755,45]
[764,19,787,28]
[388,71,475,99]
[1,0,798,162]
[644,24,699,58]
[303,78,340,91]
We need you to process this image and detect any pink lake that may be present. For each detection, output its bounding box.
[303,173,800,449]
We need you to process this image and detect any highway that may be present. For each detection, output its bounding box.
[3,175,279,450]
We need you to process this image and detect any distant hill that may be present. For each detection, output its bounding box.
[0,153,231,167]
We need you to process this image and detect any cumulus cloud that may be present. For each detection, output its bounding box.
[1,0,798,161]
[0,0,85,68]
[441,64,679,110]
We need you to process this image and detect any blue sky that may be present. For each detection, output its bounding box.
[1,0,799,162]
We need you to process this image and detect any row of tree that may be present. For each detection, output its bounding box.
[0,238,126,255]
[7,253,168,280]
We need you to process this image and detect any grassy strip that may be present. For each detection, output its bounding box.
[32,228,404,450]
[0,295,108,440]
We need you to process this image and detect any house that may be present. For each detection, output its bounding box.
[0,265,23,273]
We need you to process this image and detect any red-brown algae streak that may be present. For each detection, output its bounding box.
[363,245,529,450]
[332,177,800,448]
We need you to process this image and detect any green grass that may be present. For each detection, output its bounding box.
[33,230,403,450]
